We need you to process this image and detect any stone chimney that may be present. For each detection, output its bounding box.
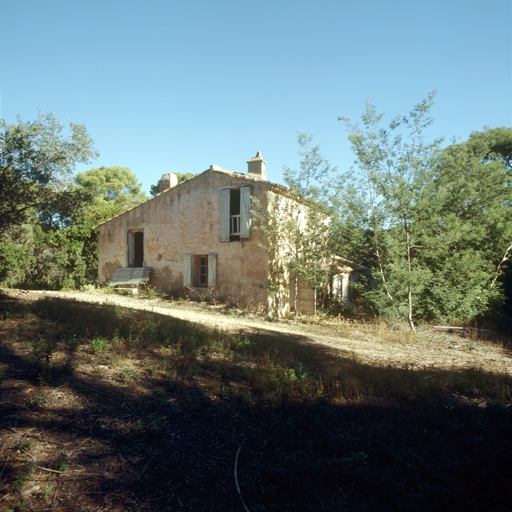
[247,151,267,180]
[158,173,178,192]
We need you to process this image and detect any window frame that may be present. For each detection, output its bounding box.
[221,186,252,242]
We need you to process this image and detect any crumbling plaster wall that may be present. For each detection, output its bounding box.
[97,168,271,309]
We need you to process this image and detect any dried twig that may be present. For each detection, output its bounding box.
[0,453,10,480]
[49,479,60,512]
[234,440,251,512]
[24,453,66,474]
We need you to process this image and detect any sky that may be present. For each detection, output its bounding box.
[1,0,511,195]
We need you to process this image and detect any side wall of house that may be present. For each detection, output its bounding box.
[97,169,270,310]
[262,192,328,317]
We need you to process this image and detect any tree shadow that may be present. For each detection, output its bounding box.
[0,293,511,511]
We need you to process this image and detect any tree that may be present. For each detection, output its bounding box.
[0,111,98,231]
[339,94,512,328]
[253,134,333,319]
[75,165,146,206]
[339,91,445,329]
[463,126,512,170]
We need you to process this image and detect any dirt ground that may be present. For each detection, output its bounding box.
[10,289,512,375]
[1,289,511,512]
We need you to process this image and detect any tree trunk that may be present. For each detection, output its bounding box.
[405,218,416,331]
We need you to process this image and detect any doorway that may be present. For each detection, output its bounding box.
[128,230,144,267]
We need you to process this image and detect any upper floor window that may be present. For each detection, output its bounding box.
[220,186,251,242]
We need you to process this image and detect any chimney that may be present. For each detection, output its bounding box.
[247,151,267,180]
[158,173,178,192]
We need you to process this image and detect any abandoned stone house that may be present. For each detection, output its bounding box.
[95,152,364,316]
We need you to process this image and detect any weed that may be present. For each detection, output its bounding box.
[68,334,80,349]
[120,367,132,382]
[81,284,97,292]
[14,441,33,453]
[147,415,169,437]
[111,329,125,352]
[11,463,35,492]
[140,283,160,299]
[90,336,110,355]
[33,393,46,407]
[44,484,53,500]
[53,451,70,472]
[0,366,5,381]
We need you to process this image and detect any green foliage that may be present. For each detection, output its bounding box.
[0,111,98,231]
[338,95,512,327]
[253,133,335,318]
[75,165,146,206]
[0,127,146,289]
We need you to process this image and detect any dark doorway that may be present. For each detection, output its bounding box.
[134,232,144,267]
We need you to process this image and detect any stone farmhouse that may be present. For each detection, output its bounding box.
[95,152,363,316]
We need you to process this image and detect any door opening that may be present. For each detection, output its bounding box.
[134,232,144,267]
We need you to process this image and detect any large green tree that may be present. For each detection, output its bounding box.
[0,111,98,231]
[339,95,512,327]
[339,92,443,329]
[75,165,146,206]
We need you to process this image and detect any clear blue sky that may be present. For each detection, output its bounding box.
[1,0,511,194]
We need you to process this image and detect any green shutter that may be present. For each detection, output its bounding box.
[208,253,217,287]
[220,189,230,242]
[240,186,251,240]
[183,254,192,287]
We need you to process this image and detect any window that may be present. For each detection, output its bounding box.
[220,186,251,242]
[183,253,217,287]
[128,230,144,267]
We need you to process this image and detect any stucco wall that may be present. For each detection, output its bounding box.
[97,169,271,310]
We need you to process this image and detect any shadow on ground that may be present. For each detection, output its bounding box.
[0,294,511,511]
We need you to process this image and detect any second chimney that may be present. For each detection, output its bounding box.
[159,173,178,192]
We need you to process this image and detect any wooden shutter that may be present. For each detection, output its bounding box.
[220,189,230,242]
[240,186,252,240]
[183,254,192,287]
[207,253,217,287]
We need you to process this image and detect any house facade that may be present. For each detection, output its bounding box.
[95,152,309,316]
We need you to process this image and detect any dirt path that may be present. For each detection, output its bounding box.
[9,289,512,375]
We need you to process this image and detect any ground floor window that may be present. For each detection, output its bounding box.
[183,253,217,287]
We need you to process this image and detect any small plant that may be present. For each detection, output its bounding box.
[33,393,46,407]
[53,451,70,472]
[11,463,35,492]
[15,440,33,453]
[120,367,131,381]
[44,484,53,500]
[111,330,125,352]
[90,336,110,355]
[140,283,159,299]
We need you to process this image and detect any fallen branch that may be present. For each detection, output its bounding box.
[234,440,251,512]
[432,326,495,336]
